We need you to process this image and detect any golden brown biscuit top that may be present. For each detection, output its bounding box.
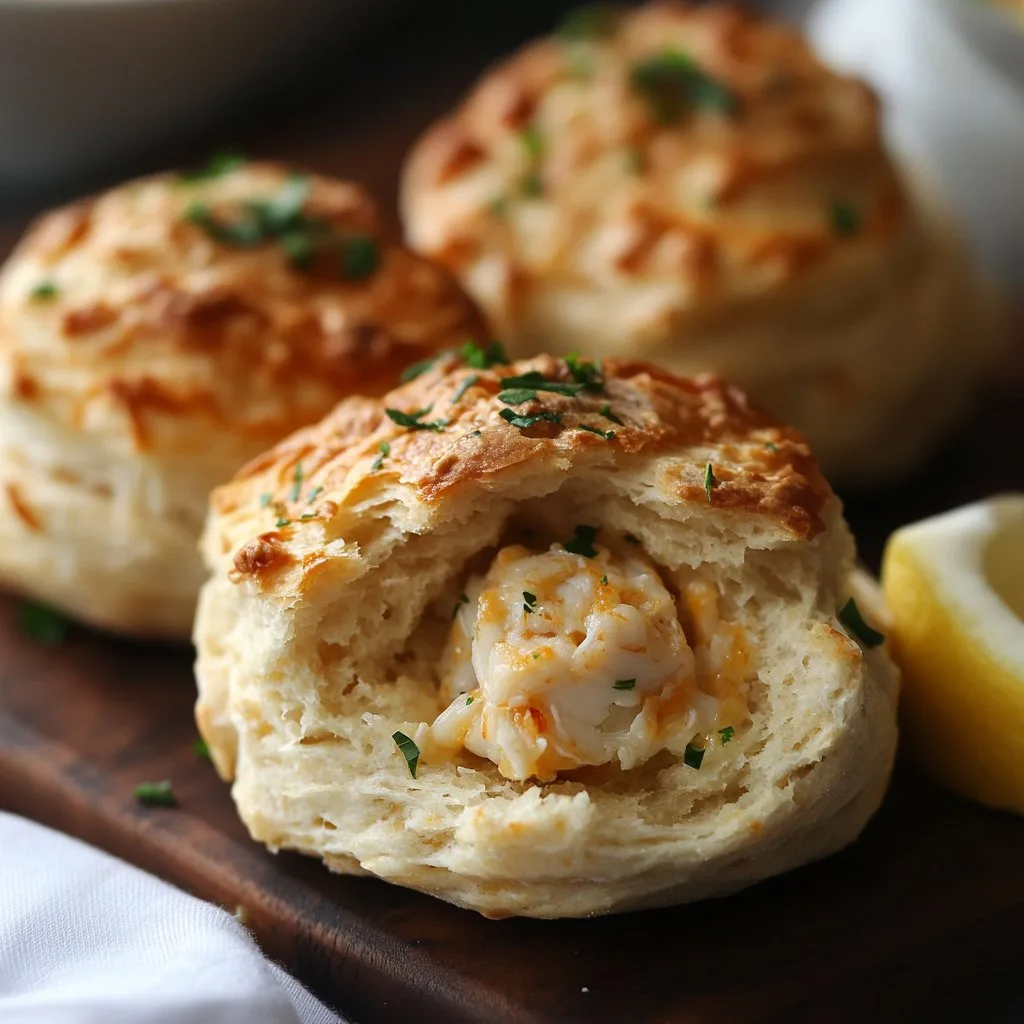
[403,1,905,304]
[0,160,485,451]
[212,350,832,585]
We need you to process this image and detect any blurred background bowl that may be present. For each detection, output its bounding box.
[0,0,388,191]
[940,0,1024,88]
[809,0,1024,293]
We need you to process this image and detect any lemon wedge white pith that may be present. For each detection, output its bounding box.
[881,495,1024,813]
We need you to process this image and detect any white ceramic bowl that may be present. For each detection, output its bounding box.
[0,0,383,187]
[940,0,1024,87]
[809,0,1024,292]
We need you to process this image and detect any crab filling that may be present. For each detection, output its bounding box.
[426,539,745,781]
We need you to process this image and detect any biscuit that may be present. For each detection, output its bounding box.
[195,350,899,918]
[401,1,1000,482]
[0,160,485,638]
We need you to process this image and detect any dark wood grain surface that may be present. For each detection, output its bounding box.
[2,3,1024,1022]
[4,561,1024,1024]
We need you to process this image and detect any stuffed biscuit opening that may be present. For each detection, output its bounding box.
[418,523,754,783]
[301,479,787,806]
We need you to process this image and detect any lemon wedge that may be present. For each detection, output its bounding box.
[881,495,1024,813]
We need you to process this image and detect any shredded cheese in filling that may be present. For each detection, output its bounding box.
[423,540,751,781]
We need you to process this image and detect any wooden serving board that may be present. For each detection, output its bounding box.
[2,3,1024,1020]
[3,548,1024,1024]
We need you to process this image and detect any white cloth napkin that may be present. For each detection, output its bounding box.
[0,812,343,1024]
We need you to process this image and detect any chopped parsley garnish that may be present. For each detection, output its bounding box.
[500,375,578,396]
[193,738,211,760]
[497,388,540,406]
[704,462,716,502]
[613,679,636,691]
[460,339,510,368]
[341,234,379,278]
[466,695,474,705]
[489,196,509,217]
[453,592,469,619]
[600,404,623,425]
[279,230,315,268]
[371,440,390,471]
[624,533,640,545]
[392,731,420,779]
[522,170,544,198]
[498,368,599,400]
[134,780,177,808]
[565,352,605,392]
[520,124,544,161]
[18,602,69,646]
[523,591,538,614]
[178,151,245,183]
[299,512,316,521]
[838,597,885,649]
[400,354,443,382]
[683,742,705,770]
[255,173,310,231]
[600,575,609,585]
[185,199,264,247]
[565,524,599,558]
[519,125,545,197]
[631,50,737,123]
[765,442,778,452]
[259,492,272,508]
[385,405,448,432]
[567,50,595,80]
[830,200,862,237]
[718,726,735,745]
[185,173,379,280]
[289,462,304,502]
[499,408,563,430]
[558,3,622,41]
[452,374,479,404]
[30,281,59,302]
[578,424,615,440]
[306,485,323,504]
[275,517,291,528]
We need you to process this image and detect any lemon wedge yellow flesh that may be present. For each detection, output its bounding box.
[881,494,1024,813]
